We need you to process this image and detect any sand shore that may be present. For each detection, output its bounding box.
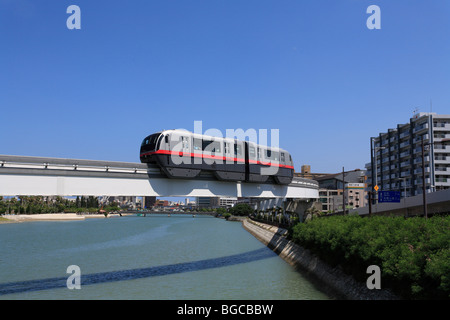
[0,213,129,223]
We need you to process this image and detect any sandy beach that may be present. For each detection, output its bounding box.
[0,213,128,223]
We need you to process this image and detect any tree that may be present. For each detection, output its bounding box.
[80,196,86,208]
[229,203,253,216]
[215,207,227,215]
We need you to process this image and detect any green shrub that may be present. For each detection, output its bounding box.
[291,215,450,299]
[229,203,253,216]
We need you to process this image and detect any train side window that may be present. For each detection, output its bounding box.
[210,141,221,153]
[165,135,169,144]
[193,138,202,151]
[181,136,189,149]
[266,149,272,159]
[156,135,163,150]
[274,152,279,161]
[249,146,256,158]
[234,144,241,156]
[224,143,229,154]
[281,153,285,162]
[202,139,212,151]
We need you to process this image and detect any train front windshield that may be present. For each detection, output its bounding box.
[141,133,161,152]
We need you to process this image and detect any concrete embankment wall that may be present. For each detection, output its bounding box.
[242,218,399,300]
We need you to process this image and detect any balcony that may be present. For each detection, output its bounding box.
[400,131,409,139]
[433,122,450,131]
[435,178,450,187]
[434,145,450,152]
[414,178,431,185]
[399,181,412,188]
[400,161,411,168]
[390,145,398,152]
[435,167,450,175]
[413,134,429,144]
[400,171,411,177]
[399,141,410,148]
[414,167,430,175]
[435,156,447,163]
[414,156,430,164]
[400,151,410,158]
[413,123,429,133]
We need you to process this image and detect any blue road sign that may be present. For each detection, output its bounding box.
[378,191,401,203]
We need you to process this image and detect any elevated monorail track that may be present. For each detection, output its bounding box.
[0,155,318,198]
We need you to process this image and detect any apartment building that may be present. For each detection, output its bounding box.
[316,169,367,213]
[219,197,238,208]
[366,112,450,197]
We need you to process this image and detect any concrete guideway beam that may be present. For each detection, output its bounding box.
[0,155,319,198]
[0,173,318,198]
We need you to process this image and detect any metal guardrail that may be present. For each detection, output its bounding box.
[0,154,149,173]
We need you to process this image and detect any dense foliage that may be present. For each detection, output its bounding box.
[228,203,253,216]
[291,215,450,299]
[0,196,120,214]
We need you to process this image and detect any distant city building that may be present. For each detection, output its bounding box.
[155,199,169,207]
[294,165,330,180]
[196,197,219,208]
[236,197,260,208]
[316,169,367,213]
[144,196,156,208]
[366,112,450,197]
[219,197,237,208]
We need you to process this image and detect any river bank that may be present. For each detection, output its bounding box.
[0,213,130,223]
[242,218,400,300]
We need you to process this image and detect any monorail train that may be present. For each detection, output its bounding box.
[140,129,294,184]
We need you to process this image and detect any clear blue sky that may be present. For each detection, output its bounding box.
[1,0,449,174]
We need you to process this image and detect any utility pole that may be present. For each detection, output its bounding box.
[421,138,428,219]
[342,166,346,214]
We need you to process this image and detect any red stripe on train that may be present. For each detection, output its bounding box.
[140,150,294,169]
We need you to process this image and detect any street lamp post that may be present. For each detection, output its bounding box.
[421,138,427,218]
[372,140,386,204]
[397,177,407,215]
[369,138,386,216]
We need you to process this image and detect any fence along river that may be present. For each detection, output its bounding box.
[0,214,330,299]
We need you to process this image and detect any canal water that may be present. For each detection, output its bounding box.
[0,215,330,300]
